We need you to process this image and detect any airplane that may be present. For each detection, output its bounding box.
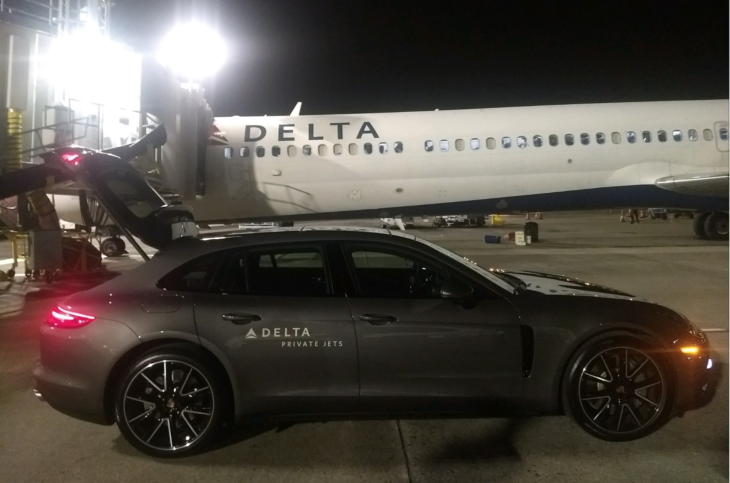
[43,99,728,251]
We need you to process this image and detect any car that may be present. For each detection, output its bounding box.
[33,227,718,457]
[648,208,695,220]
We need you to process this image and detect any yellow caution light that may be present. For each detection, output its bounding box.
[680,346,699,355]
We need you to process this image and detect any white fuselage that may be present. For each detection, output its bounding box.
[178,100,728,222]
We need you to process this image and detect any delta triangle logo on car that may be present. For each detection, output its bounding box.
[245,327,311,339]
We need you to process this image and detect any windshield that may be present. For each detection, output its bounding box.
[414,237,514,292]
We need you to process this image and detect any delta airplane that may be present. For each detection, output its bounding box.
[50,99,728,251]
[187,99,728,239]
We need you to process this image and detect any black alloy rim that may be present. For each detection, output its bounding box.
[123,360,214,451]
[578,347,665,434]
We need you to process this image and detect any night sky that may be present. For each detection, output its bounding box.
[111,0,729,117]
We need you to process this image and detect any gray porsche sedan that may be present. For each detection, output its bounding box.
[33,227,717,457]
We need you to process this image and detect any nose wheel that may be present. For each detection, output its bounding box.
[100,237,126,257]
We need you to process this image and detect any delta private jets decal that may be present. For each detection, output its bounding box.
[245,327,343,348]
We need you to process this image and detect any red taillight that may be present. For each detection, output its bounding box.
[60,153,80,166]
[46,306,95,328]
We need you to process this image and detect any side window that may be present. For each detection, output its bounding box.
[379,142,388,154]
[501,137,511,149]
[455,139,465,151]
[255,146,265,157]
[272,146,281,157]
[364,143,373,154]
[333,144,343,155]
[703,129,713,141]
[565,134,574,146]
[596,132,606,144]
[394,141,404,153]
[224,147,233,159]
[425,140,434,152]
[673,130,683,141]
[642,131,651,143]
[240,147,250,157]
[349,143,358,155]
[516,136,527,148]
[626,131,636,144]
[158,253,221,292]
[439,140,449,151]
[533,135,543,147]
[246,247,327,296]
[318,144,327,156]
[486,137,496,149]
[303,145,312,156]
[611,132,621,144]
[580,133,589,145]
[720,128,728,141]
[658,130,667,142]
[549,134,559,146]
[346,247,445,298]
[688,129,698,142]
[287,145,297,156]
[470,138,480,150]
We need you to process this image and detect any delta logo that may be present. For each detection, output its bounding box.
[245,327,310,339]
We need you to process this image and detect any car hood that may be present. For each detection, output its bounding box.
[501,270,641,300]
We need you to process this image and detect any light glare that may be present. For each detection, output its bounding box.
[157,24,226,79]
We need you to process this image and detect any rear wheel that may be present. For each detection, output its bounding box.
[562,332,674,441]
[693,212,711,238]
[115,349,222,457]
[703,212,729,241]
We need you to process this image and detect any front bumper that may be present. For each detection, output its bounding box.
[673,345,721,414]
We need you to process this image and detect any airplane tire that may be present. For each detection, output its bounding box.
[703,212,729,241]
[693,212,711,238]
[101,237,125,257]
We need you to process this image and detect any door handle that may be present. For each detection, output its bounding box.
[359,313,397,325]
[222,313,262,325]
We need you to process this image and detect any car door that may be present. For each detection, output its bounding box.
[193,243,358,415]
[340,242,523,411]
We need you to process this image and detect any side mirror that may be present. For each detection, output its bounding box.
[440,278,473,300]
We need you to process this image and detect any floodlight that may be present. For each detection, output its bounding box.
[157,24,227,80]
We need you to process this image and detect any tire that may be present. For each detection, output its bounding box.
[101,238,124,257]
[562,332,674,442]
[693,212,711,238]
[703,212,729,241]
[115,349,223,457]
[113,237,126,254]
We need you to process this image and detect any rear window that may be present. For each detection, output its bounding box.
[157,252,222,292]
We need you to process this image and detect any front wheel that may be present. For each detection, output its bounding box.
[115,349,222,457]
[562,333,674,441]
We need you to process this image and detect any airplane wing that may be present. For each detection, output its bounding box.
[655,173,729,199]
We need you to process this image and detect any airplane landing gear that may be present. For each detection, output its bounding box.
[693,211,728,240]
[100,237,126,257]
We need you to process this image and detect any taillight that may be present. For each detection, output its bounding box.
[60,153,81,166]
[46,306,95,328]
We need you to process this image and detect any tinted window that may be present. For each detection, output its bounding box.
[658,130,667,142]
[533,135,543,147]
[501,137,511,148]
[347,247,445,298]
[673,130,682,141]
[240,147,250,157]
[394,141,404,153]
[425,140,434,152]
[272,146,281,157]
[626,131,636,144]
[379,142,388,154]
[256,147,265,157]
[565,134,574,146]
[303,145,312,156]
[720,128,728,140]
[596,133,606,144]
[549,134,559,146]
[364,143,373,154]
[517,136,527,148]
[224,147,233,159]
[688,129,698,142]
[246,247,327,296]
[158,253,221,292]
[642,131,651,143]
[580,133,589,145]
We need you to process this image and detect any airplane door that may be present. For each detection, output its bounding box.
[715,121,728,152]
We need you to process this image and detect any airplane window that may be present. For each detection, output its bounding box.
[333,144,342,155]
[611,132,621,144]
[440,140,449,151]
[533,135,543,147]
[673,130,682,141]
[720,128,728,141]
[580,133,589,145]
[455,139,465,151]
[240,147,250,157]
[642,131,651,143]
[501,137,511,149]
[486,137,496,149]
[549,134,559,146]
[288,146,297,156]
[565,134,574,146]
[703,129,713,141]
[394,142,404,153]
[626,131,636,144]
[596,133,606,144]
[318,144,327,156]
[303,145,312,156]
[425,140,434,152]
[658,130,667,142]
[470,138,480,150]
[516,136,527,148]
[224,147,233,159]
[349,143,358,155]
[688,129,698,142]
[272,146,281,157]
[364,143,373,154]
[256,147,265,157]
[379,142,388,154]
